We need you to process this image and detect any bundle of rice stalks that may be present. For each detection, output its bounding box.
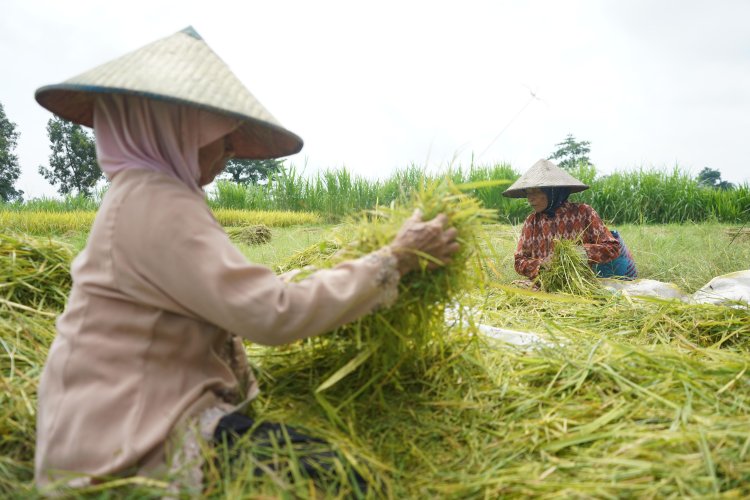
[274,239,342,275]
[0,233,73,312]
[536,238,604,296]
[226,224,272,246]
[263,179,497,419]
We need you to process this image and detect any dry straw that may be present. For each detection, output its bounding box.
[226,224,272,246]
[3,185,750,497]
[0,233,73,312]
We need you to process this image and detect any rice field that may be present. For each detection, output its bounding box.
[0,209,321,235]
[1,190,749,498]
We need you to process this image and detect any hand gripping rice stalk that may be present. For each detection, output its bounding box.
[536,238,604,296]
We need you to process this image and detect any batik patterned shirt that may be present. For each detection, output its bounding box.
[514,201,621,279]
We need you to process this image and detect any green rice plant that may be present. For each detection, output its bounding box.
[578,167,750,224]
[0,233,73,312]
[536,238,604,296]
[225,224,272,246]
[1,193,100,212]
[210,180,252,210]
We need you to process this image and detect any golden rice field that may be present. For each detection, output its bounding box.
[1,194,750,498]
[0,208,321,235]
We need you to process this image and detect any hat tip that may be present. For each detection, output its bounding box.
[180,26,203,40]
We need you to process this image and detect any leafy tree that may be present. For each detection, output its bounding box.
[38,117,102,196]
[697,167,734,190]
[0,102,23,202]
[548,134,592,171]
[221,158,285,185]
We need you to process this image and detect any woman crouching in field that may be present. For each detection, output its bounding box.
[33,27,459,494]
[504,159,637,285]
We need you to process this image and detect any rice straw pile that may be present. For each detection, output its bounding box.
[536,238,604,296]
[1,234,73,495]
[0,233,73,312]
[274,239,341,275]
[240,313,750,497]
[3,191,750,497]
[226,224,273,246]
[480,284,750,351]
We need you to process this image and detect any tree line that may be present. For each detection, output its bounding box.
[0,101,739,202]
[548,133,736,190]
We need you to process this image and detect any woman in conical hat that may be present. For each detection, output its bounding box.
[503,159,636,282]
[33,27,459,492]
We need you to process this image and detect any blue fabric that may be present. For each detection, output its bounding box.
[593,230,637,279]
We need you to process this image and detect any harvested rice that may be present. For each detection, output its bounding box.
[226,224,272,246]
[536,238,603,296]
[0,233,73,312]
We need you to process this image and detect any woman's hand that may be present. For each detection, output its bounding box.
[388,209,460,277]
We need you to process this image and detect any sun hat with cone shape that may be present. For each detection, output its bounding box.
[502,159,589,198]
[35,27,302,159]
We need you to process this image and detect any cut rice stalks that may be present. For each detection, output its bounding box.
[536,237,604,296]
[0,233,73,312]
[226,224,272,246]
[265,179,497,418]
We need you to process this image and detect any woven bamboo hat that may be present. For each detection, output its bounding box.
[502,159,589,198]
[35,27,302,159]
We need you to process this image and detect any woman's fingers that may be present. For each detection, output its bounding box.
[389,211,460,276]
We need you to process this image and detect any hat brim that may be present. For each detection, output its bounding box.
[502,184,589,198]
[35,85,303,160]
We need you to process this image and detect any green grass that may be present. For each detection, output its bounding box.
[482,222,750,293]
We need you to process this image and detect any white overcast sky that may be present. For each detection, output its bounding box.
[2,0,749,198]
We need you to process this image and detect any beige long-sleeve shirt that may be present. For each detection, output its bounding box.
[35,169,399,488]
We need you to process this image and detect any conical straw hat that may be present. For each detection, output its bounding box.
[502,159,589,198]
[35,27,302,159]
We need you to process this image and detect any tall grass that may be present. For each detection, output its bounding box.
[207,164,521,221]
[4,164,748,224]
[206,164,749,224]
[576,166,750,224]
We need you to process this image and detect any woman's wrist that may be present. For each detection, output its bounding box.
[388,244,414,277]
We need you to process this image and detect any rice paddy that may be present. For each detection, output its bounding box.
[1,192,749,498]
[0,209,320,235]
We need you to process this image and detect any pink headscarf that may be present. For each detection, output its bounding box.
[94,94,238,193]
